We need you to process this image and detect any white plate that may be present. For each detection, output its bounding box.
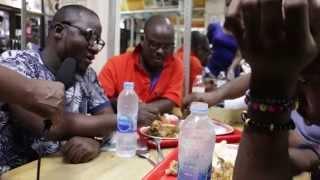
[212,120,234,136]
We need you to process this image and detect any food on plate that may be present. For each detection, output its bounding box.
[147,120,179,138]
[172,107,183,118]
[165,160,178,176]
[164,142,236,179]
[212,156,234,180]
[164,158,234,179]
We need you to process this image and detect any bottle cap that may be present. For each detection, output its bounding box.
[190,102,208,113]
[123,81,134,90]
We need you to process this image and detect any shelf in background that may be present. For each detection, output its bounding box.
[120,7,181,15]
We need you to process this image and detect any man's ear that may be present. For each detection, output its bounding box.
[53,24,64,39]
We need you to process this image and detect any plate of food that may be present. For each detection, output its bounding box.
[139,116,234,140]
[139,120,180,140]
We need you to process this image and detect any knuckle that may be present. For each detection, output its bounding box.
[242,0,258,9]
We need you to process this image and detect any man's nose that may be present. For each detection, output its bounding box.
[156,47,164,55]
[88,44,100,54]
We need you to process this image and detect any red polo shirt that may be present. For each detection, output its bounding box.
[174,48,203,90]
[98,46,184,106]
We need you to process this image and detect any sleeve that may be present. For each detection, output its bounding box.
[98,57,119,99]
[86,68,111,114]
[162,59,184,107]
[0,51,36,79]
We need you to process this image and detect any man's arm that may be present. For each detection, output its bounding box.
[184,73,250,107]
[227,49,242,80]
[228,0,317,179]
[147,99,175,114]
[289,148,319,176]
[9,105,116,140]
[0,66,64,119]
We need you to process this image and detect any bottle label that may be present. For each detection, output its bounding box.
[192,87,205,93]
[117,115,134,133]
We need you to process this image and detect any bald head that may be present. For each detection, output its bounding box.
[144,15,174,39]
[51,5,98,28]
[141,15,175,73]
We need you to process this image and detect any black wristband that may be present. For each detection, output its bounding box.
[241,111,295,133]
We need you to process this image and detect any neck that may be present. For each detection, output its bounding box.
[40,47,62,75]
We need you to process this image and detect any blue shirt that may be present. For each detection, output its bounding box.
[292,111,320,153]
[0,50,110,173]
[207,22,239,77]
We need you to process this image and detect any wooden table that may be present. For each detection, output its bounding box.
[2,107,310,180]
[2,149,171,180]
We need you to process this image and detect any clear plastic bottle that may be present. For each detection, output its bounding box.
[116,82,139,157]
[192,75,206,93]
[178,102,216,180]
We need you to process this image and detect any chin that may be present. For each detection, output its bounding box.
[77,65,89,76]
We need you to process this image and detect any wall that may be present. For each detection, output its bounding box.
[205,0,225,27]
[86,0,109,74]
[60,0,109,74]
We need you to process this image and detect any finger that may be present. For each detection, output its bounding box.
[308,0,320,46]
[182,95,193,108]
[242,0,261,51]
[284,0,316,56]
[225,0,244,46]
[72,148,87,163]
[61,141,72,154]
[260,0,284,49]
[66,145,81,163]
[80,150,97,163]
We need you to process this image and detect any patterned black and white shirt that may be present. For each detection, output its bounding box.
[0,50,110,173]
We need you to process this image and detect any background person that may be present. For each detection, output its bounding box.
[99,15,184,125]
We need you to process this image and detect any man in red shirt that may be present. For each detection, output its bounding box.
[175,31,211,91]
[99,15,184,125]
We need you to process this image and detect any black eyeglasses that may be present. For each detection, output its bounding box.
[60,21,105,51]
[145,36,174,52]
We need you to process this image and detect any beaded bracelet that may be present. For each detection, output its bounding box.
[245,91,299,113]
[241,111,295,133]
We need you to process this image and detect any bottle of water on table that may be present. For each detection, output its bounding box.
[178,102,216,180]
[116,82,139,157]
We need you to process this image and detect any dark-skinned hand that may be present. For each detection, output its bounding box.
[61,136,100,164]
[225,0,318,97]
[137,103,159,127]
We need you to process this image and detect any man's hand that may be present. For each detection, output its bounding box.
[183,91,224,108]
[61,136,100,164]
[226,0,318,97]
[27,80,65,125]
[183,93,206,108]
[138,103,159,126]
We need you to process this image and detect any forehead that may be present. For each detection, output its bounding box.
[146,26,174,43]
[67,12,101,32]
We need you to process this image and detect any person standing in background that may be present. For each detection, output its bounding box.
[207,0,242,81]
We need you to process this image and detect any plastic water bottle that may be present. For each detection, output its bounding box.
[178,102,216,180]
[192,75,205,93]
[116,82,139,157]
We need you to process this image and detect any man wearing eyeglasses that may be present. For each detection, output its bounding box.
[0,5,116,173]
[99,15,184,125]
